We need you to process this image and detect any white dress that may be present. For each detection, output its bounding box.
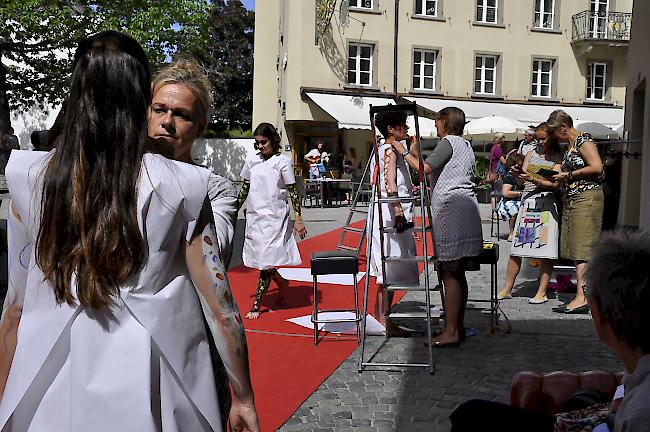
[368,143,419,285]
[240,152,301,270]
[0,151,224,431]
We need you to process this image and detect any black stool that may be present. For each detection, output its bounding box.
[311,251,361,345]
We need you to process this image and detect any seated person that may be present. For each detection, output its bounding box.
[304,140,326,179]
[450,229,650,432]
[497,152,525,241]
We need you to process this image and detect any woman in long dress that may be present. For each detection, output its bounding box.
[368,110,419,329]
[392,107,483,347]
[0,31,258,432]
[238,123,307,319]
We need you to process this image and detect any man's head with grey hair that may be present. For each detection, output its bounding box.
[586,229,650,355]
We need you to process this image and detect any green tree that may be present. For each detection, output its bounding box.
[0,0,212,131]
[191,0,254,133]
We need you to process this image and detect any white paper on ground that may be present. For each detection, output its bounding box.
[287,312,386,336]
[278,267,365,286]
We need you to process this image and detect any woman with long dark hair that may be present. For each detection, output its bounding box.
[0,31,258,431]
[238,123,307,319]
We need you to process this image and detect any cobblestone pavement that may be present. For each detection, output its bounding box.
[278,205,621,432]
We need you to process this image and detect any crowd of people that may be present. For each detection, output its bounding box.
[0,27,646,432]
[487,112,605,313]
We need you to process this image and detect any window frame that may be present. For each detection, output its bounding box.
[533,0,556,30]
[347,42,375,87]
[414,0,439,18]
[530,57,557,100]
[412,48,440,92]
[475,0,499,24]
[349,0,375,11]
[474,53,500,96]
[586,61,609,102]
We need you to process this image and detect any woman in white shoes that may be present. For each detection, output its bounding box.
[497,122,562,305]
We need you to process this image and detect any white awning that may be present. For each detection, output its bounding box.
[404,97,625,130]
[305,92,397,129]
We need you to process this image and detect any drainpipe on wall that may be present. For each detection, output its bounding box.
[393,0,400,95]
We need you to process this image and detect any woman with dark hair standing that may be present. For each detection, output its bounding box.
[0,31,258,431]
[391,107,483,347]
[238,123,307,319]
[548,109,604,314]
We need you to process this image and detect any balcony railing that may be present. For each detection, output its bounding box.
[571,10,632,43]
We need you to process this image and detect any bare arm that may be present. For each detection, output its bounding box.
[0,204,28,399]
[185,200,259,431]
[522,152,561,190]
[391,139,433,176]
[501,183,522,200]
[574,140,603,178]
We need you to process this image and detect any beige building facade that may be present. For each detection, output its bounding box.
[253,0,631,178]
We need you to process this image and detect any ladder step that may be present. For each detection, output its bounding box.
[343,226,365,234]
[381,225,432,234]
[350,208,369,213]
[336,245,358,252]
[384,256,435,263]
[377,196,419,204]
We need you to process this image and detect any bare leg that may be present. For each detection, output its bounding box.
[498,256,522,299]
[271,269,289,305]
[565,261,588,310]
[373,284,386,323]
[435,270,464,345]
[507,216,517,241]
[532,259,554,299]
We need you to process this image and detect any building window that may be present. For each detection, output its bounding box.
[476,0,498,24]
[349,0,373,9]
[415,0,438,17]
[474,54,498,95]
[534,0,555,29]
[587,62,607,101]
[531,59,554,98]
[348,43,374,86]
[412,49,438,91]
[590,0,610,38]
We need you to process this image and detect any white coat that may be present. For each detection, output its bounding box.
[241,152,301,270]
[0,151,224,431]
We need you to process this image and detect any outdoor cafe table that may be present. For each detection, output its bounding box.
[304,178,352,208]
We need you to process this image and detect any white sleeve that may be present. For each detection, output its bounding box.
[240,154,252,180]
[280,156,296,185]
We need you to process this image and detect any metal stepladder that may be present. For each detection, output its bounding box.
[357,103,438,374]
[336,152,374,255]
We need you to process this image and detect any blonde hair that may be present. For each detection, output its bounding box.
[152,58,213,126]
[494,132,505,140]
[546,109,574,133]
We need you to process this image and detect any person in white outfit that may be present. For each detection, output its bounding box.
[238,123,307,319]
[0,31,258,431]
[368,110,419,332]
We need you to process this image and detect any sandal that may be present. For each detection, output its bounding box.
[245,305,261,320]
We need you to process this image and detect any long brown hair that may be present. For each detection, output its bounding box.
[36,31,151,309]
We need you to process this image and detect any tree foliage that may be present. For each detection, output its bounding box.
[0,0,212,130]
[190,0,254,132]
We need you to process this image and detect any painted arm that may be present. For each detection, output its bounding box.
[237,180,250,211]
[185,200,259,432]
[286,183,307,239]
[383,148,406,229]
[0,204,29,399]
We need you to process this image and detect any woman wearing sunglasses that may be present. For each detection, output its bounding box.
[238,123,307,319]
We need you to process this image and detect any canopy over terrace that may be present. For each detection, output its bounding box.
[404,96,625,131]
[303,92,437,137]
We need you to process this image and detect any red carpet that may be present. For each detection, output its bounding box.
[227,219,431,431]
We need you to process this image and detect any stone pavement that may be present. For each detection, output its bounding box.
[276,204,620,432]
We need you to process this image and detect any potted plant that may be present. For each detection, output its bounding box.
[473,156,491,204]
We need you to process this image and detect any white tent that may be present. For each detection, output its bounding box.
[463,116,529,141]
[573,120,618,140]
